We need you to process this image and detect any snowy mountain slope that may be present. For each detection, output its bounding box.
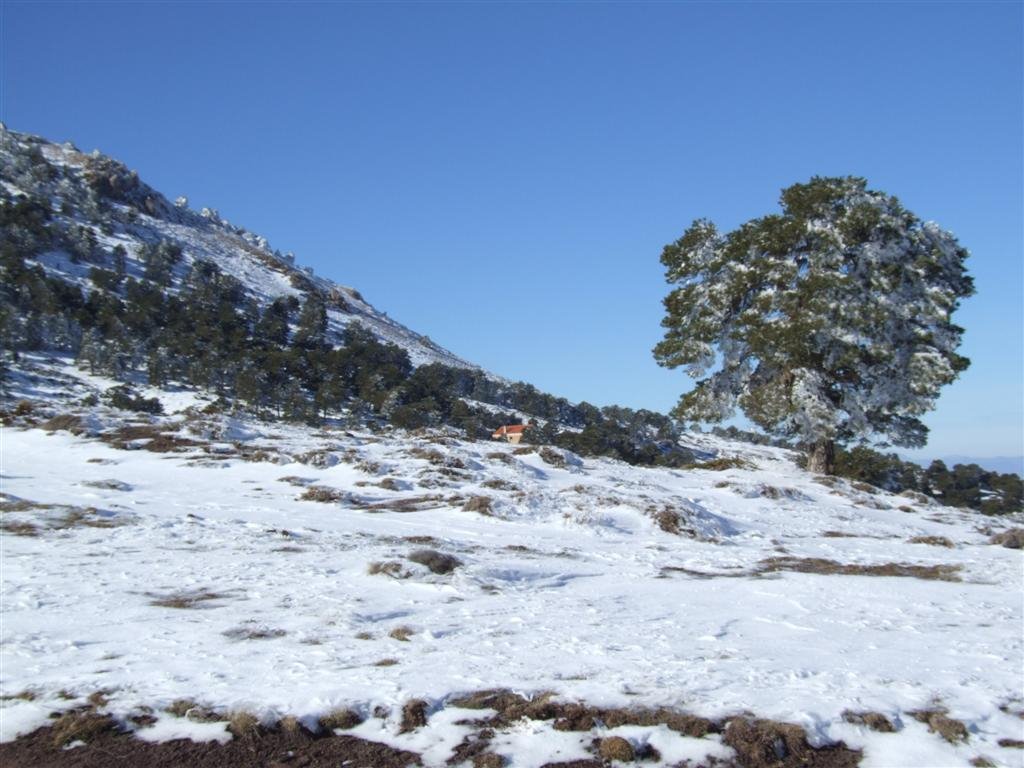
[1,125,481,371]
[1,354,1022,767]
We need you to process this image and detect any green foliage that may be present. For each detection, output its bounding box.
[655,176,974,457]
[104,385,163,414]
[829,445,1022,514]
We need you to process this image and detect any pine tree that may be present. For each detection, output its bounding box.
[293,293,328,351]
[654,176,974,474]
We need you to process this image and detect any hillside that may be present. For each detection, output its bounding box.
[0,124,476,370]
[1,126,1023,767]
[1,353,1023,767]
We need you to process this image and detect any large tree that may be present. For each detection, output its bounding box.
[654,176,974,474]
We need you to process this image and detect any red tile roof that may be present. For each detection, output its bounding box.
[492,424,528,437]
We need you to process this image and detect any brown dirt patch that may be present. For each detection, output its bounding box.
[101,425,200,453]
[723,716,861,768]
[759,557,962,582]
[447,691,717,739]
[0,718,422,767]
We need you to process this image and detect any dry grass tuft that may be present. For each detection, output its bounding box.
[149,589,226,609]
[300,485,347,503]
[990,529,1024,549]
[841,710,896,732]
[907,535,956,548]
[481,479,517,491]
[87,691,112,708]
[0,520,40,536]
[463,496,494,515]
[166,699,223,722]
[101,425,199,453]
[227,711,261,737]
[277,715,307,735]
[598,735,635,762]
[42,414,87,435]
[851,481,880,494]
[389,626,415,642]
[367,561,409,579]
[538,447,566,467]
[222,625,286,641]
[409,446,445,464]
[374,658,399,667]
[355,494,446,513]
[759,556,962,582]
[485,452,515,464]
[49,710,119,748]
[399,699,429,733]
[691,456,752,471]
[0,689,39,702]
[278,475,314,487]
[998,738,1024,748]
[81,479,132,491]
[403,535,439,545]
[910,709,969,744]
[822,531,858,538]
[318,708,364,731]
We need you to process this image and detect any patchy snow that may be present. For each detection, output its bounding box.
[1,367,1022,765]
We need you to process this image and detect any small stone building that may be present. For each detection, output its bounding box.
[491,424,527,444]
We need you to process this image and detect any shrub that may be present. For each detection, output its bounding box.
[104,385,163,414]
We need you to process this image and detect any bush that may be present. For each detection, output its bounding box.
[104,385,163,414]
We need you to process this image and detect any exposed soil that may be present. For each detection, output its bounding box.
[0,719,422,768]
[723,717,862,768]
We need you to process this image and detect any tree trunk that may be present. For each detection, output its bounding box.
[807,439,835,475]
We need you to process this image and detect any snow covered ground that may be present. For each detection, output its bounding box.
[1,357,1022,766]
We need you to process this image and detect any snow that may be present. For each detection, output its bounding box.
[2,368,1022,765]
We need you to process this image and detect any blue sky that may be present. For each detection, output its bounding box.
[2,1,1021,461]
